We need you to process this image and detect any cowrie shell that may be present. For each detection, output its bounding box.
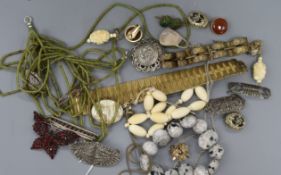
[151,102,167,113]
[171,107,191,119]
[127,113,148,125]
[188,100,207,111]
[195,86,209,102]
[128,125,147,137]
[150,113,170,124]
[181,88,194,102]
[144,94,154,112]
[147,124,165,138]
[152,90,167,102]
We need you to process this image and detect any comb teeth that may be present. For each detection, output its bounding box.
[48,116,98,141]
[90,59,247,107]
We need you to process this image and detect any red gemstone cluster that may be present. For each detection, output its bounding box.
[31,112,79,159]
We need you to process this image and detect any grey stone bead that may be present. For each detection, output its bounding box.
[167,121,183,138]
[148,165,165,175]
[140,154,150,171]
[152,129,171,146]
[208,159,220,175]
[177,163,193,175]
[180,114,197,128]
[209,144,224,160]
[198,129,219,150]
[193,119,207,134]
[165,169,179,175]
[194,165,208,175]
[142,141,158,156]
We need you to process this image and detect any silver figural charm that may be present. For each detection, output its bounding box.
[205,94,245,114]
[128,39,163,72]
[228,82,271,99]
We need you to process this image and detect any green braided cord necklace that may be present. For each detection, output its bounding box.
[0,3,191,141]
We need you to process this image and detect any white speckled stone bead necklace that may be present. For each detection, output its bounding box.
[124,86,225,175]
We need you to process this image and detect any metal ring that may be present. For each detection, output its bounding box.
[24,16,32,24]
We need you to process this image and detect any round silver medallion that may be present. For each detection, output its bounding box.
[129,39,163,72]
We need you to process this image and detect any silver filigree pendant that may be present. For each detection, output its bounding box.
[70,142,121,167]
[128,39,163,72]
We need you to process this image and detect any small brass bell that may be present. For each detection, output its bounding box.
[124,24,143,43]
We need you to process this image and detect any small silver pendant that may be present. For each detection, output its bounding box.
[128,39,163,72]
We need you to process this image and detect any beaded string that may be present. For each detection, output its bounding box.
[0,3,191,142]
[119,58,214,174]
[192,58,215,166]
[119,59,216,174]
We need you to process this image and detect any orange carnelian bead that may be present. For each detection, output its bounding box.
[211,18,228,35]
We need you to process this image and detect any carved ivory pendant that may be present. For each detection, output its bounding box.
[253,56,266,84]
[87,30,117,45]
